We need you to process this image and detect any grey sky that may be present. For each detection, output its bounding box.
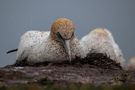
[0,0,135,67]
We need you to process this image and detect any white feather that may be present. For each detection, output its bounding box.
[16,30,81,63]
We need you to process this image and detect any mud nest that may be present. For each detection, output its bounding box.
[11,53,122,70]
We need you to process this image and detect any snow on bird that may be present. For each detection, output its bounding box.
[16,18,81,64]
[80,28,125,67]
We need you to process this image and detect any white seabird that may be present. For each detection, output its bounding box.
[15,18,81,64]
[80,28,125,67]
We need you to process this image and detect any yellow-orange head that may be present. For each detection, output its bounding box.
[91,28,108,38]
[50,18,75,41]
[50,18,75,62]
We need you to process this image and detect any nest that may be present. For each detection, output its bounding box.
[11,53,122,70]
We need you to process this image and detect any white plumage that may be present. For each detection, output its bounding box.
[80,28,125,67]
[16,30,49,63]
[16,18,81,64]
[16,31,81,63]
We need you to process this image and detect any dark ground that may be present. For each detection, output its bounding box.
[0,53,135,90]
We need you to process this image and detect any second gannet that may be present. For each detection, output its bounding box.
[80,28,125,67]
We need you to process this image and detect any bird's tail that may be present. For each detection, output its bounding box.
[7,49,18,54]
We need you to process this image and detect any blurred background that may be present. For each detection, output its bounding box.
[0,0,135,67]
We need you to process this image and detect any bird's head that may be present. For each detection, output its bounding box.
[92,28,108,38]
[50,18,75,61]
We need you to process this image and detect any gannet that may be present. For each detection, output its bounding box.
[80,28,125,67]
[8,18,81,64]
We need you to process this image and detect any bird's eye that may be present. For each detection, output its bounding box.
[71,32,74,38]
[56,32,64,40]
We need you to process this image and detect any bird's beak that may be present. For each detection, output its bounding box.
[56,32,72,62]
[64,40,71,62]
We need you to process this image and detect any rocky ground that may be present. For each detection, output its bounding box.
[0,53,135,89]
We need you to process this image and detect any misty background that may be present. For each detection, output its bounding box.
[0,0,135,67]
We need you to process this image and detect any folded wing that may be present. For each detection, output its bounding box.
[16,30,50,62]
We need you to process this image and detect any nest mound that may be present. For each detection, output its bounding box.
[13,53,122,70]
[0,53,134,86]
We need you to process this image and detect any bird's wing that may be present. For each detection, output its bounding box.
[16,30,50,61]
